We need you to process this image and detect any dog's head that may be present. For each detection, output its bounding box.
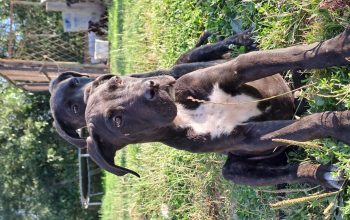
[49,71,93,148]
[84,74,177,176]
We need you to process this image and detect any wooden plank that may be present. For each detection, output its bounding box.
[0,58,110,73]
[12,1,42,6]
[1,68,101,82]
[17,82,49,86]
[1,69,48,77]
[0,68,56,82]
[21,83,49,92]
[7,75,48,82]
[0,58,108,91]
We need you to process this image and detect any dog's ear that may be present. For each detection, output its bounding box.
[83,83,93,104]
[57,71,89,80]
[49,71,89,94]
[86,129,140,177]
[53,120,87,148]
[84,74,115,103]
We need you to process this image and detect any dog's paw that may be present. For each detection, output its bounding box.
[225,28,254,47]
[322,110,350,145]
[319,166,345,189]
[333,111,350,145]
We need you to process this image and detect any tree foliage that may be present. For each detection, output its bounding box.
[0,81,99,219]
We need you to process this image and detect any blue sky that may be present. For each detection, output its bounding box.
[0,18,17,32]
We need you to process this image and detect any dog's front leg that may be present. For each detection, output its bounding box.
[181,110,350,154]
[210,26,350,88]
[222,155,343,189]
[231,110,350,153]
[175,28,255,64]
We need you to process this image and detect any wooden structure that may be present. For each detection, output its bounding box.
[0,59,109,92]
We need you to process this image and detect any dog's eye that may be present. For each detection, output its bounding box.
[112,116,122,128]
[72,104,79,114]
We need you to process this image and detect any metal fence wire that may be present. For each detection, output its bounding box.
[9,0,86,63]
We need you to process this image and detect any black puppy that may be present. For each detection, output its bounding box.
[83,27,350,188]
[49,30,255,148]
[49,71,91,148]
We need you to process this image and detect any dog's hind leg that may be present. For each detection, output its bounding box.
[130,28,256,79]
[175,28,255,64]
[222,154,343,189]
[129,60,227,79]
[194,30,212,48]
[130,29,256,79]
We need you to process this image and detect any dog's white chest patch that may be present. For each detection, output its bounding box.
[174,84,262,139]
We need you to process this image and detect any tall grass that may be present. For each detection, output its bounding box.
[102,0,350,219]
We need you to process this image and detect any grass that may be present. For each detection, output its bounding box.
[102,0,350,219]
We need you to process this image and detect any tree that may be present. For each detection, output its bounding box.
[0,80,99,219]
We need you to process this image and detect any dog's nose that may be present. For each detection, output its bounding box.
[144,80,159,101]
[147,80,160,88]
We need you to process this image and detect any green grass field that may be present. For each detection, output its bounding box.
[102,0,350,219]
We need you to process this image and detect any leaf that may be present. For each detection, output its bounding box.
[315,97,325,106]
[230,19,243,33]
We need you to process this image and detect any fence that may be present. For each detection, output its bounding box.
[79,148,104,209]
[0,0,109,92]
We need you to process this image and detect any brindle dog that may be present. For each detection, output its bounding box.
[84,27,350,188]
[49,30,255,148]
